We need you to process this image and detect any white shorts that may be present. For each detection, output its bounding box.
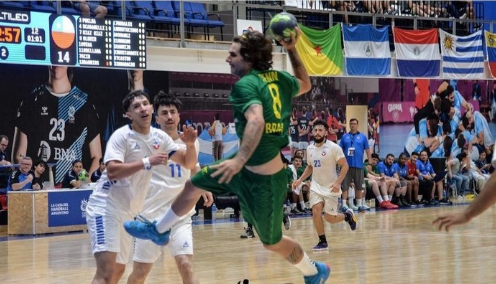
[86,204,134,264]
[309,190,340,216]
[290,141,299,149]
[133,218,193,263]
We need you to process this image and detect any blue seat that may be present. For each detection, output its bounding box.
[0,1,30,10]
[171,1,209,39]
[132,1,176,24]
[124,1,152,22]
[153,1,188,26]
[29,1,57,13]
[188,2,224,40]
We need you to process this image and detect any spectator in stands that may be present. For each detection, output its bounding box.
[293,119,356,251]
[466,110,494,151]
[297,107,310,161]
[288,153,311,214]
[210,113,227,162]
[461,148,489,192]
[406,152,421,204]
[289,108,299,157]
[340,118,372,212]
[472,80,481,101]
[32,160,47,190]
[490,83,496,121]
[448,153,470,197]
[364,154,397,209]
[62,160,86,189]
[0,135,12,189]
[90,158,105,182]
[8,156,34,191]
[336,108,346,141]
[394,153,414,206]
[308,109,319,142]
[379,153,409,207]
[475,151,493,175]
[326,108,342,143]
[72,1,108,19]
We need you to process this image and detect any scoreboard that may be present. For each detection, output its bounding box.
[0,10,146,69]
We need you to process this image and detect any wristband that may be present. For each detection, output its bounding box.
[142,157,151,170]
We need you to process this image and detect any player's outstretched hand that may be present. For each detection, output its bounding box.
[201,191,214,207]
[180,125,198,145]
[432,212,470,232]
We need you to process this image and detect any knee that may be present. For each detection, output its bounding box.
[176,258,194,276]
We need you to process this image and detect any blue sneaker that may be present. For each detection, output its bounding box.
[123,215,171,246]
[304,262,330,284]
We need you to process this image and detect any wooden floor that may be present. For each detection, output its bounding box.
[2,202,496,284]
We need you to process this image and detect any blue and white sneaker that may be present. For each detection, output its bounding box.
[123,214,171,246]
[344,208,357,231]
[304,262,331,284]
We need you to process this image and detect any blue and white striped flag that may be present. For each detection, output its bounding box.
[342,24,391,76]
[439,29,484,79]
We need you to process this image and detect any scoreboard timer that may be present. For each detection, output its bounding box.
[0,10,146,69]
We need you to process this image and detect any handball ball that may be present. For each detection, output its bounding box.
[79,170,88,180]
[268,12,298,43]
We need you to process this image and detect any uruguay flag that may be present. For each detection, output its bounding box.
[393,28,440,77]
[343,24,391,76]
[439,29,484,79]
[485,31,496,78]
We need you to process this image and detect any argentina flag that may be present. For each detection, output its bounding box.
[439,29,484,79]
[342,24,391,76]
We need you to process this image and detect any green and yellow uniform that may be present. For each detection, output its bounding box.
[192,69,299,244]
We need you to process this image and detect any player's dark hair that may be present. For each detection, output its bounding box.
[153,90,182,112]
[411,151,419,157]
[72,159,82,166]
[371,153,380,160]
[122,90,151,113]
[233,31,273,71]
[312,119,329,130]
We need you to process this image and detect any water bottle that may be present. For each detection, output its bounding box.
[211,203,217,221]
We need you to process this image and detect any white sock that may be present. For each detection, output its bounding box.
[357,199,363,206]
[383,195,389,201]
[300,201,306,210]
[348,197,354,206]
[291,203,297,209]
[155,209,180,233]
[342,199,348,207]
[377,196,384,203]
[362,198,366,205]
[388,195,393,200]
[294,252,318,276]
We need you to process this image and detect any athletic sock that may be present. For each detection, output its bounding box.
[155,209,180,233]
[294,252,318,276]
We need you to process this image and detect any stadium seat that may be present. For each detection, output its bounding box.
[188,2,225,41]
[123,1,152,22]
[171,1,210,39]
[0,1,30,10]
[29,1,57,13]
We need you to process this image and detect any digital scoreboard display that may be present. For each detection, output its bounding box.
[0,10,146,69]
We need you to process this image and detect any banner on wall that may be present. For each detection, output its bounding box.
[48,189,92,227]
[342,24,391,76]
[439,29,484,79]
[296,24,343,75]
[381,101,417,123]
[393,28,440,77]
[485,31,496,78]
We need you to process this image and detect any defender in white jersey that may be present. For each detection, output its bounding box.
[293,120,357,251]
[128,92,209,284]
[85,90,198,284]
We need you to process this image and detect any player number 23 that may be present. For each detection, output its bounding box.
[49,118,65,141]
[268,83,282,119]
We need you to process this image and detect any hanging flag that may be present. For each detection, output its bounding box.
[439,29,484,79]
[342,24,391,76]
[393,28,440,77]
[296,24,343,76]
[485,30,496,78]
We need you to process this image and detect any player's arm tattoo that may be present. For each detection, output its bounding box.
[236,104,264,165]
[287,49,311,95]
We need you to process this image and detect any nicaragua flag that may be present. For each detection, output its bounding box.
[485,30,496,78]
[439,29,484,79]
[393,28,440,77]
[343,24,391,76]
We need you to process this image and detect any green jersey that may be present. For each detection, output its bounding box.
[229,69,299,166]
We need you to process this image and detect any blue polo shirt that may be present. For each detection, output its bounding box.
[7,171,34,191]
[394,163,408,178]
[416,159,434,180]
[339,131,369,169]
[378,162,396,177]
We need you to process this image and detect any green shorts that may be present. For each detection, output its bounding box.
[192,162,286,245]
